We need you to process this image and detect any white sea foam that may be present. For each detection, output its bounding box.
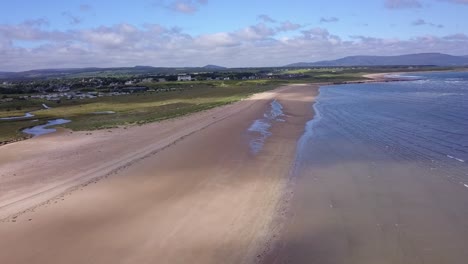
[447,155,465,163]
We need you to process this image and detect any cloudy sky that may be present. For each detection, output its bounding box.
[1,0,467,71]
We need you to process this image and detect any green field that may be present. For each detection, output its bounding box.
[0,80,290,144]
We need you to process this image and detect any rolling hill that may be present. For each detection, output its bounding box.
[286,53,468,67]
[202,65,227,70]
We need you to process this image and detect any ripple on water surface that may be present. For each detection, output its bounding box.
[296,71,468,188]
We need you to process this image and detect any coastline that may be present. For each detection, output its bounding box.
[0,84,319,264]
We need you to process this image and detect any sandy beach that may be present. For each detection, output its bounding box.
[3,74,467,264]
[0,84,318,263]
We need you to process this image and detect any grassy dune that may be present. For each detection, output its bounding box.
[0,81,281,143]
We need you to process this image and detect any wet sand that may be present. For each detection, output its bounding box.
[263,77,468,264]
[264,145,468,264]
[0,84,318,264]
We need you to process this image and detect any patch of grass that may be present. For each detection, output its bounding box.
[0,119,36,143]
[0,98,47,118]
[282,69,313,74]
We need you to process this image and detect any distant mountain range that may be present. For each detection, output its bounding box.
[0,65,227,80]
[202,64,227,69]
[2,53,468,80]
[286,53,468,67]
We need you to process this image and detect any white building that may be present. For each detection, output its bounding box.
[177,75,192,81]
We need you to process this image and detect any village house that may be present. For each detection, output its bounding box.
[177,75,192,81]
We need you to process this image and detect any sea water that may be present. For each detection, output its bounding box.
[297,71,468,187]
[268,71,468,263]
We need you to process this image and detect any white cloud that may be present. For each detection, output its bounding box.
[320,17,339,23]
[276,21,302,32]
[156,0,208,14]
[234,23,276,41]
[194,32,240,48]
[23,18,49,27]
[411,19,444,28]
[257,15,276,23]
[172,2,197,13]
[0,20,467,71]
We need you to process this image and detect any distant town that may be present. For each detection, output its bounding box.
[0,68,316,102]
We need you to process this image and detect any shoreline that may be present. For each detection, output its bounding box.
[0,83,319,264]
[257,72,417,262]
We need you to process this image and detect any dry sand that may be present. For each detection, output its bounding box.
[0,84,318,264]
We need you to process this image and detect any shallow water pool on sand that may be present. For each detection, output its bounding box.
[23,119,71,137]
[247,100,284,154]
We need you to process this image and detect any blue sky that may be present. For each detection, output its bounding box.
[1,0,467,71]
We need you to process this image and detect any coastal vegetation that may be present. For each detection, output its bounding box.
[1,81,280,143]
